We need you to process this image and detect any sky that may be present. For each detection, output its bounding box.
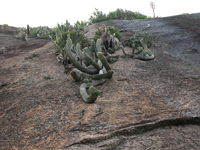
[1,0,199,28]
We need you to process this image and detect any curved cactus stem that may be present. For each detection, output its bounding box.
[83,51,101,71]
[97,52,111,71]
[140,38,148,50]
[106,54,120,63]
[80,79,105,103]
[133,47,154,60]
[70,68,113,81]
[120,45,128,56]
[135,47,143,55]
[66,39,99,74]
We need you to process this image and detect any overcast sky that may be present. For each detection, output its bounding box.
[1,0,199,28]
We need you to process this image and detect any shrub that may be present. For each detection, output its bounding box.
[89,8,147,23]
[89,8,108,23]
[2,24,9,28]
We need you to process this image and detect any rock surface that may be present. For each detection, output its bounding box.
[0,14,200,150]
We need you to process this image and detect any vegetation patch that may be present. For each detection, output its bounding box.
[89,8,147,23]
[24,53,40,60]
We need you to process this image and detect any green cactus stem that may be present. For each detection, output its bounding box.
[66,39,99,74]
[67,32,70,39]
[120,45,130,56]
[83,51,101,71]
[97,52,111,71]
[83,47,92,57]
[140,39,154,56]
[106,54,120,63]
[132,44,135,54]
[27,24,29,35]
[96,39,102,52]
[120,44,154,60]
[84,26,87,33]
[70,68,113,81]
[80,80,104,103]
[78,25,80,32]
[91,40,97,58]
[76,43,83,59]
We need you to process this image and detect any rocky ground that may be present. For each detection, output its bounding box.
[0,13,200,150]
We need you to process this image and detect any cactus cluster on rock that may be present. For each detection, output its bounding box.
[120,38,154,60]
[66,38,115,103]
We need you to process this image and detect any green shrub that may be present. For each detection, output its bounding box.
[2,24,9,28]
[137,15,147,19]
[89,8,109,23]
[89,8,147,23]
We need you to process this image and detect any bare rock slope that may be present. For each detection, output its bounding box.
[0,13,200,149]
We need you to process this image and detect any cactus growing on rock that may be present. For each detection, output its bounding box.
[66,38,114,103]
[120,38,154,60]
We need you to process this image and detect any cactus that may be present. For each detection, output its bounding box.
[96,39,102,52]
[80,82,102,103]
[66,39,98,74]
[69,25,73,30]
[76,43,83,59]
[91,40,98,58]
[120,39,154,60]
[97,52,111,71]
[84,26,87,33]
[27,24,30,35]
[66,38,114,103]
[70,68,113,81]
[83,51,101,71]
[78,25,80,32]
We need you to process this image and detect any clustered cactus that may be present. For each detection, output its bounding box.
[120,38,154,60]
[15,28,28,41]
[123,32,152,49]
[66,38,114,103]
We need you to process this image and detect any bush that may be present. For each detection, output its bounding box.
[89,8,108,23]
[2,24,9,28]
[89,8,147,23]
